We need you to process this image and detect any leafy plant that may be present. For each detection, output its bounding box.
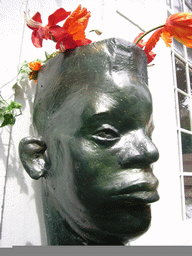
[0,95,22,127]
[0,51,59,128]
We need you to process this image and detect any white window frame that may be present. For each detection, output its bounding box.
[168,0,192,220]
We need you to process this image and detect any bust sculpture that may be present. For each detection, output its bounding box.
[19,38,159,245]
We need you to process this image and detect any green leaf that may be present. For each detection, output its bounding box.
[7,101,22,112]
[45,51,51,60]
[0,113,15,127]
[0,111,5,119]
[0,106,7,114]
[12,82,19,89]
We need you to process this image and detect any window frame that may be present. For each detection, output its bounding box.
[168,0,192,221]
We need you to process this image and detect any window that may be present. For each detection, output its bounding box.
[166,0,172,8]
[185,0,192,10]
[168,0,192,220]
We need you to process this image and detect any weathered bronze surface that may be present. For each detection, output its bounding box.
[19,38,159,245]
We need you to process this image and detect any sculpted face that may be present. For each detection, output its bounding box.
[46,75,159,242]
[19,38,159,245]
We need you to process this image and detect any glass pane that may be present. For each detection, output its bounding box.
[181,132,192,154]
[175,57,187,92]
[183,154,192,172]
[187,48,192,65]
[182,133,192,173]
[184,176,192,219]
[185,0,192,10]
[173,39,184,56]
[185,3,192,11]
[178,93,191,130]
[173,0,183,12]
[189,67,192,95]
[166,0,171,7]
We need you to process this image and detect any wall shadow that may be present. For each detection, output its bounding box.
[13,78,47,245]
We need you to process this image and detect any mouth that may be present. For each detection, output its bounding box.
[109,179,160,206]
[110,190,159,205]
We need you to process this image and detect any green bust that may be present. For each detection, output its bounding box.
[19,38,159,245]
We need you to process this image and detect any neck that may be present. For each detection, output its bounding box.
[47,216,125,245]
[41,182,127,245]
[42,194,127,245]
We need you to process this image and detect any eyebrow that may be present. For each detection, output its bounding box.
[85,112,112,125]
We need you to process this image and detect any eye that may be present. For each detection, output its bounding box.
[92,125,120,143]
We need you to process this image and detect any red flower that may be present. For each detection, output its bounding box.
[25,8,71,48]
[53,5,92,51]
[134,12,192,64]
[144,12,192,57]
[133,33,156,64]
[25,5,92,52]
[164,12,192,47]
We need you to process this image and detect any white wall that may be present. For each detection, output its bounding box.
[1,0,192,246]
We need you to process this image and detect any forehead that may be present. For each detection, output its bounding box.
[47,72,152,138]
[81,74,152,130]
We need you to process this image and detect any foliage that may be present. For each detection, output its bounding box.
[0,95,22,128]
[1,51,58,128]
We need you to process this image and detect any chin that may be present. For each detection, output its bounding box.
[90,203,152,240]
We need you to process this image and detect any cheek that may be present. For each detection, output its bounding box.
[71,139,118,182]
[69,139,123,208]
[46,140,79,205]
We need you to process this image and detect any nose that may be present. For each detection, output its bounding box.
[113,128,159,168]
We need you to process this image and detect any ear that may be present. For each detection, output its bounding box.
[19,136,49,180]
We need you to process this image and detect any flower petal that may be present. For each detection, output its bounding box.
[56,33,77,50]
[25,11,42,30]
[78,11,91,30]
[48,8,71,27]
[63,5,83,30]
[49,25,66,41]
[32,12,42,23]
[133,32,146,49]
[144,27,164,53]
[29,61,41,71]
[144,50,156,64]
[165,12,192,47]
[63,5,91,32]
[76,38,92,47]
[31,27,44,48]
[161,30,172,47]
[174,36,192,47]
[166,12,192,27]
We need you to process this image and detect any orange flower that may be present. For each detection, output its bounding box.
[29,70,38,82]
[164,12,192,47]
[52,5,92,51]
[28,61,42,71]
[63,5,91,41]
[133,33,156,64]
[144,12,192,55]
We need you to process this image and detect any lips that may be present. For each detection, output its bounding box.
[111,190,159,205]
[109,176,159,205]
[115,178,159,194]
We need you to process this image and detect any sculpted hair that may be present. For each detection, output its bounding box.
[33,38,148,135]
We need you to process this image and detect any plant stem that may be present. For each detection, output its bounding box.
[0,73,19,90]
[0,95,9,106]
[135,24,165,45]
